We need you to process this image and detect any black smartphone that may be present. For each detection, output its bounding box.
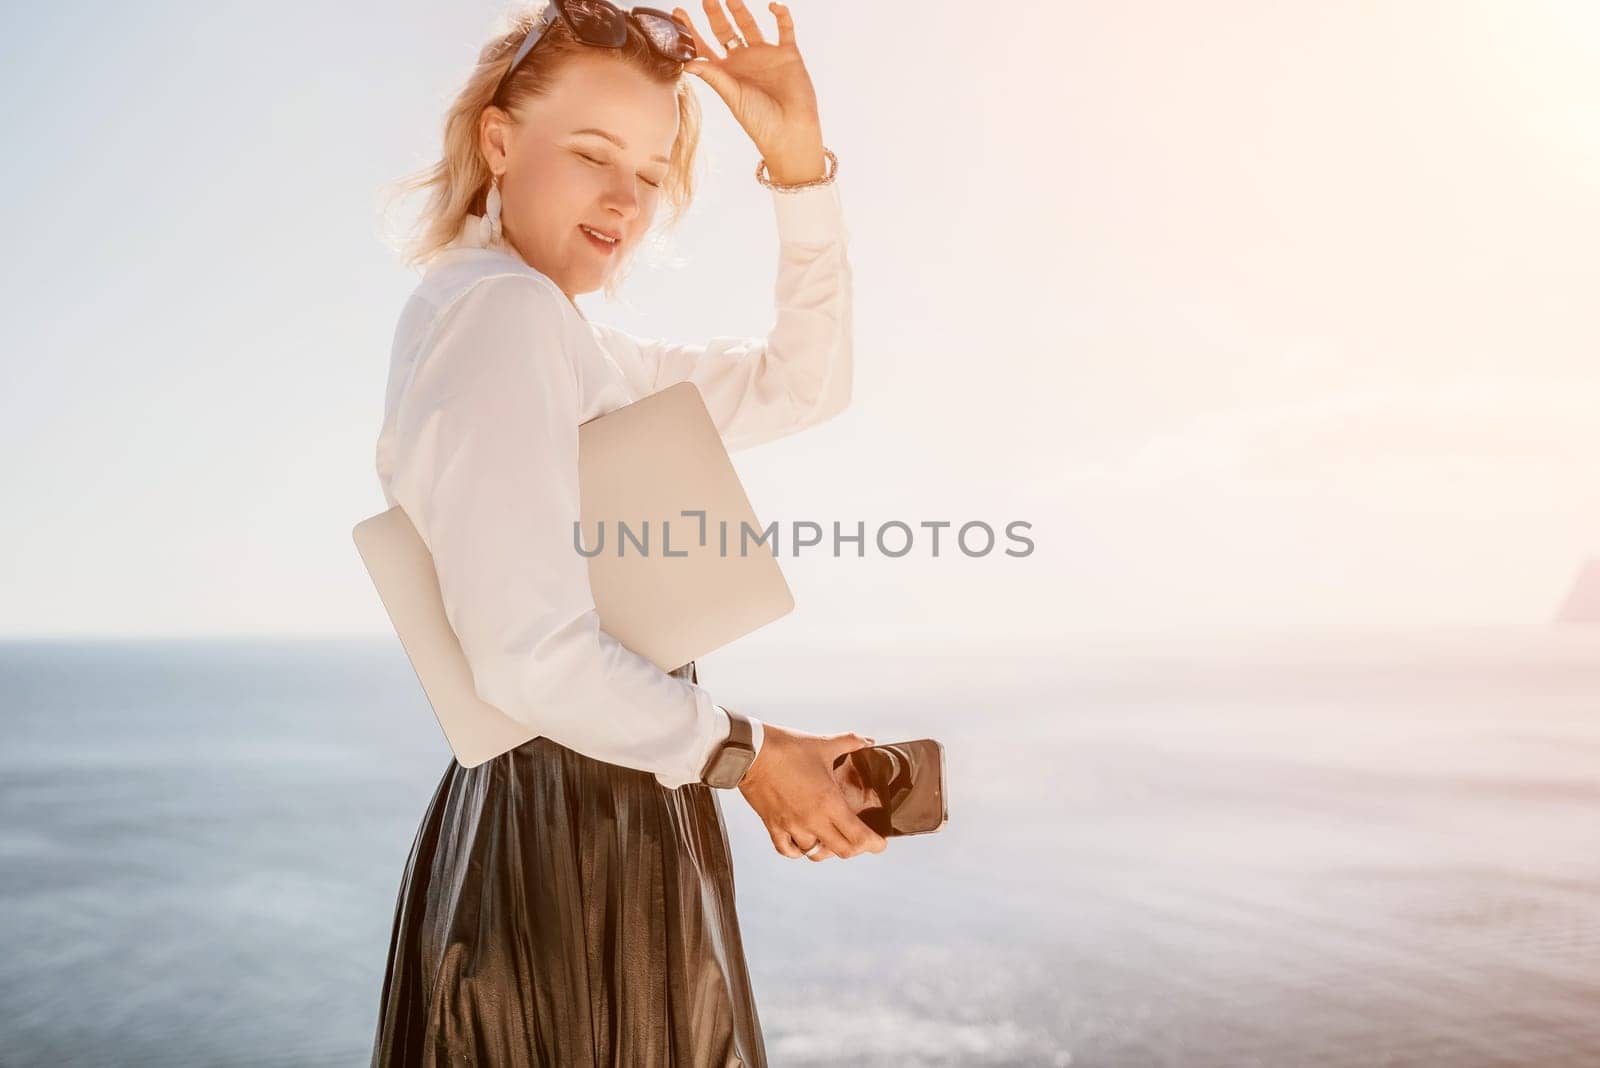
[831,739,947,838]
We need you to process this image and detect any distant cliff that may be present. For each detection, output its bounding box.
[1554,559,1600,624]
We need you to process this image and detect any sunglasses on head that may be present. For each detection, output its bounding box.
[493,0,697,100]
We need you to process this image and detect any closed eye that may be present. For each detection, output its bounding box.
[576,149,663,189]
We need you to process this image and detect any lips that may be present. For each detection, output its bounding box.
[579,223,620,254]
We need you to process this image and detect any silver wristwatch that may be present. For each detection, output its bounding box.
[700,707,757,788]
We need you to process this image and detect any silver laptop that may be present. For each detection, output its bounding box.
[352,380,795,767]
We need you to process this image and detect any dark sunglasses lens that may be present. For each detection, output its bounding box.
[562,0,629,46]
[634,13,696,61]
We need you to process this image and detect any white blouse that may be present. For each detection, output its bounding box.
[374,181,853,789]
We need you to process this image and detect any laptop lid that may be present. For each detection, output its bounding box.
[352,381,794,767]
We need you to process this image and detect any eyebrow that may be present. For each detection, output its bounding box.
[569,127,671,166]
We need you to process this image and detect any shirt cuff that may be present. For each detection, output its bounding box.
[771,180,847,245]
[652,685,730,791]
[746,713,765,759]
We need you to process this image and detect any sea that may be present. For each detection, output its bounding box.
[2,627,1597,1066]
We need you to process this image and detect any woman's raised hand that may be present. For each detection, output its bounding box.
[737,724,888,862]
[671,1,828,185]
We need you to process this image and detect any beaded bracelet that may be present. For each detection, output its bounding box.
[755,147,838,192]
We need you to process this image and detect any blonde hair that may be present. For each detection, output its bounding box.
[380,2,703,298]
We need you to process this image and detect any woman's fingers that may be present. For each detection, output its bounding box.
[771,821,851,861]
[807,819,856,859]
[768,2,796,49]
[769,827,831,860]
[723,0,768,46]
[769,826,803,858]
[699,0,741,51]
[749,724,888,862]
[792,834,835,863]
[821,783,887,856]
[671,9,719,62]
[810,792,879,857]
[832,810,888,855]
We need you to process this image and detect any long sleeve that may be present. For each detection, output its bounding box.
[591,181,853,453]
[386,272,759,789]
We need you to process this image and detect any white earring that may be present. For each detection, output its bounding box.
[485,174,503,244]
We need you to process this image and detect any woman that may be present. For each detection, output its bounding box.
[369,1,885,1064]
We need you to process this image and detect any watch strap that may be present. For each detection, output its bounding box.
[701,705,756,788]
[721,706,753,750]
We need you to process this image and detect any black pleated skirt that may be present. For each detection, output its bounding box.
[370,661,768,1067]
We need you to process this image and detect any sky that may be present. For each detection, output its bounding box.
[2,0,1597,640]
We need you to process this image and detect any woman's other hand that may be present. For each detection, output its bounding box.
[737,724,888,862]
[671,1,828,185]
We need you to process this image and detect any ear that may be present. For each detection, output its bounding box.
[479,105,513,173]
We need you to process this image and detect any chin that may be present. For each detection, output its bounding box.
[577,266,617,295]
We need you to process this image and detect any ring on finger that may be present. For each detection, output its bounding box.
[801,840,822,858]
[724,34,746,49]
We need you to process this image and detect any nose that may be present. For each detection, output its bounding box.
[598,169,640,222]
